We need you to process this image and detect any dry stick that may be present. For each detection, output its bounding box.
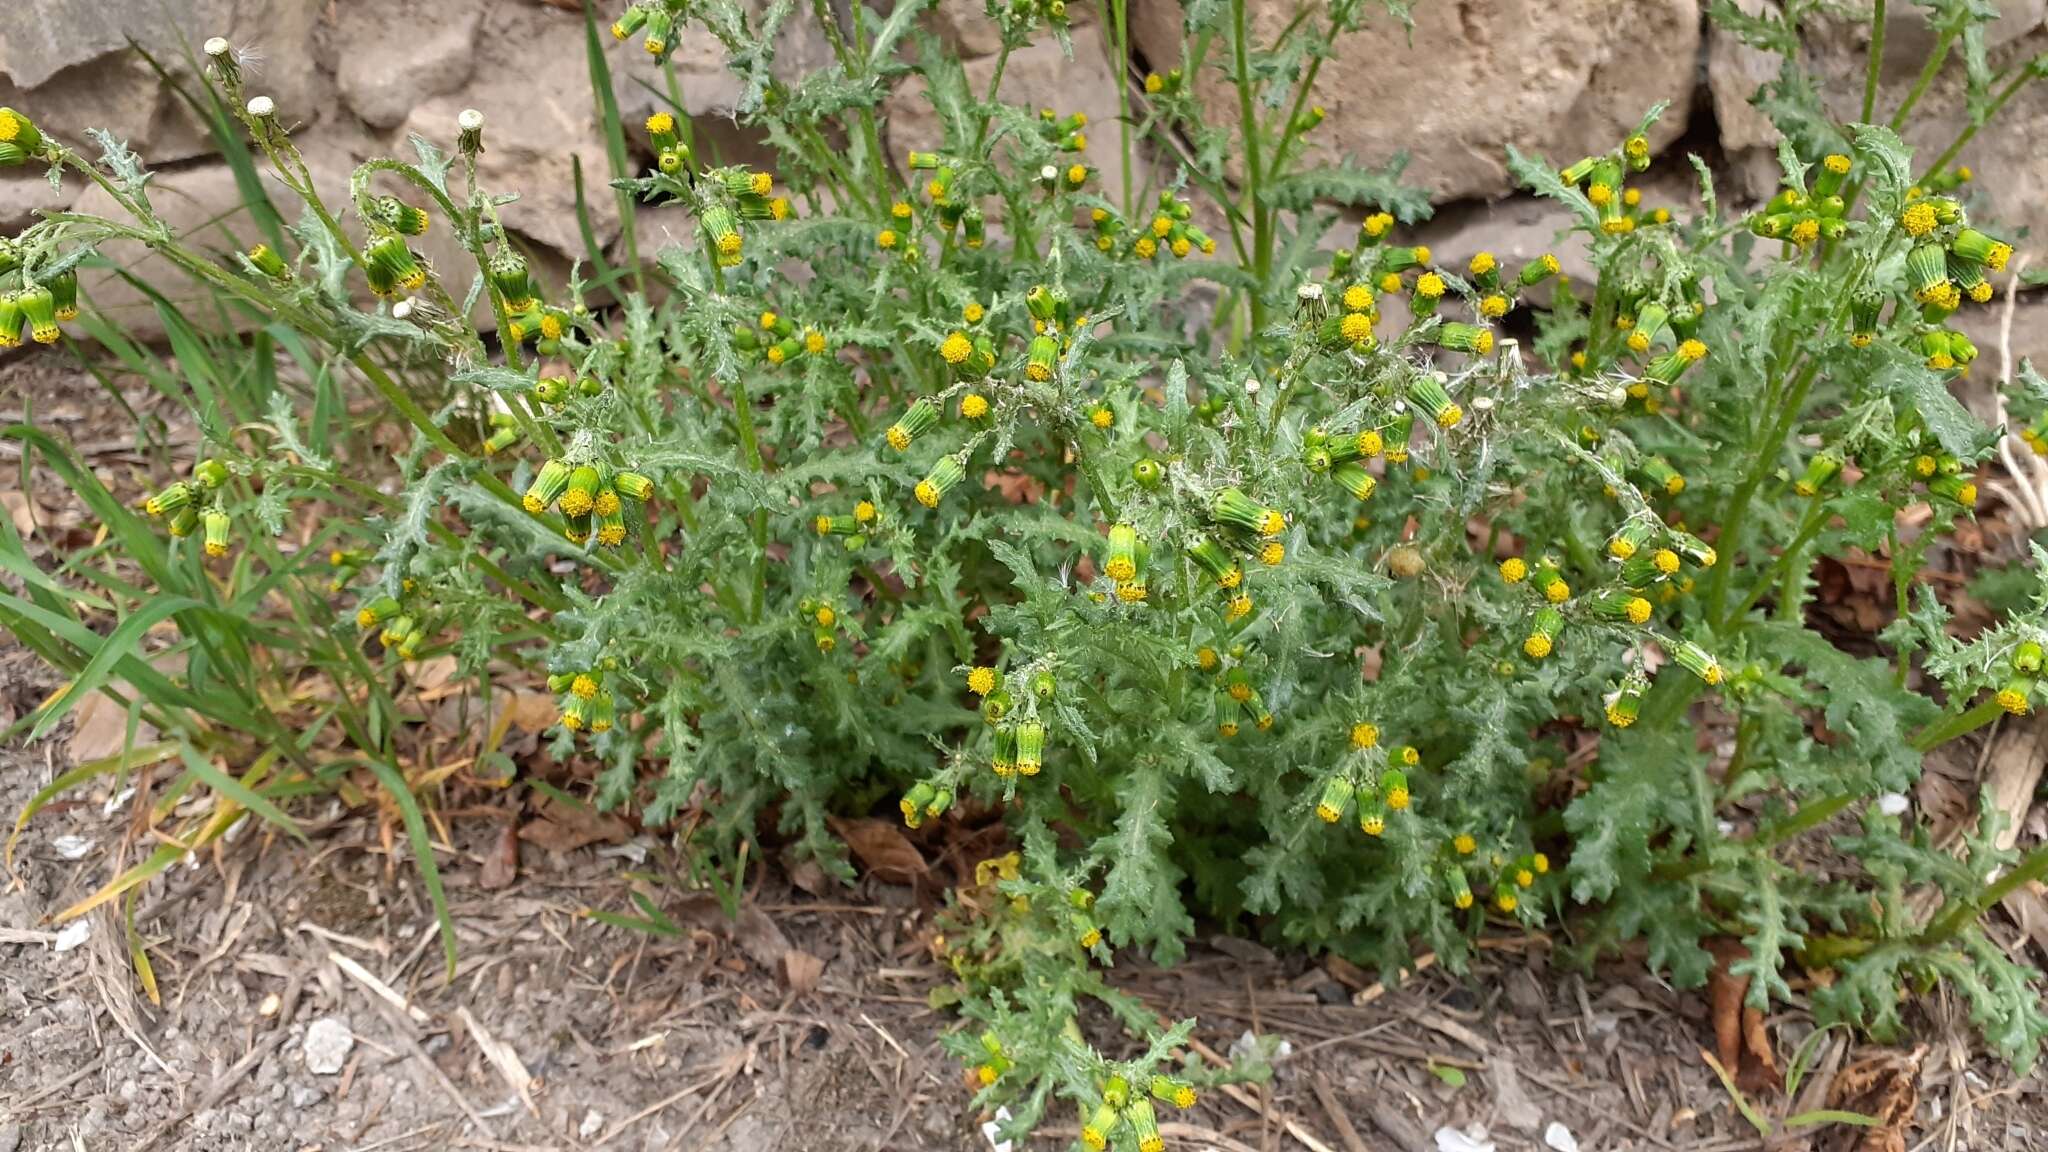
[1307,1074,1372,1152]
[1185,1035,1338,1152]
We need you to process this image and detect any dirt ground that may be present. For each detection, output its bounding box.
[4,357,2048,1152]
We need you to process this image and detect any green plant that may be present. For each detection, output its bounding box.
[8,0,2048,1145]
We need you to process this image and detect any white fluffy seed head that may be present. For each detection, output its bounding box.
[1297,283,1323,301]
[392,299,415,319]
[246,96,275,118]
[204,36,231,58]
[1243,376,1261,396]
[459,109,484,131]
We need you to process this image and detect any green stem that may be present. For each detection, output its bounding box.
[1229,0,1268,332]
[1910,696,2004,752]
[1861,0,1886,124]
[1888,31,1953,131]
[1111,0,1134,221]
[1920,841,2048,944]
[1923,66,2037,179]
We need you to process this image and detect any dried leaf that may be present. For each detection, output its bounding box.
[1708,937,1780,1096]
[829,816,929,883]
[480,822,519,890]
[1822,1046,1923,1152]
[782,949,825,994]
[68,690,154,765]
[518,796,631,855]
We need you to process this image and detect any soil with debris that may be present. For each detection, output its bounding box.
[5,359,2048,1152]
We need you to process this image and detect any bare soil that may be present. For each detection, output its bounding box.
[4,354,2047,1152]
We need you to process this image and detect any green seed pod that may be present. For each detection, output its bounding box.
[534,376,570,405]
[2014,640,2045,674]
[1031,670,1057,702]
[1330,247,1355,278]
[595,494,627,546]
[483,426,520,455]
[1646,339,1708,384]
[1132,458,1164,488]
[1950,255,1990,303]
[193,459,230,489]
[962,206,986,248]
[166,506,199,538]
[1150,1077,1196,1109]
[1383,411,1416,462]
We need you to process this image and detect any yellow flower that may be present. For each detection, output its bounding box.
[891,200,913,221]
[815,605,836,628]
[1196,646,1219,671]
[1363,212,1394,239]
[1480,294,1509,319]
[967,666,998,695]
[1587,183,1613,207]
[1901,201,1938,237]
[1145,72,1164,93]
[1090,405,1114,429]
[1544,579,1570,604]
[1259,541,1285,566]
[1453,834,1476,855]
[960,393,989,419]
[963,301,985,323]
[1134,236,1158,259]
[1824,153,1851,175]
[1340,312,1373,345]
[1652,548,1681,575]
[1351,723,1379,749]
[1499,557,1527,583]
[1378,272,1402,293]
[805,329,827,354]
[940,332,972,364]
[1790,218,1819,246]
[1415,272,1445,299]
[1341,284,1372,312]
[1467,251,1496,277]
[877,228,899,250]
[1625,597,1652,625]
[1678,339,1707,362]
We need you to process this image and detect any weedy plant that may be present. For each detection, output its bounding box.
[7,0,2048,1143]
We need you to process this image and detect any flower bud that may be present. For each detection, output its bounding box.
[1907,242,1952,303]
[914,453,968,508]
[559,465,601,517]
[886,396,939,451]
[0,293,20,350]
[522,458,572,514]
[1015,721,1045,776]
[1104,522,1140,582]
[701,205,743,267]
[2014,639,2044,675]
[1592,589,1653,625]
[1380,768,1410,810]
[144,481,195,518]
[1929,472,1977,509]
[1315,775,1355,823]
[1187,535,1244,589]
[1331,461,1377,502]
[1151,1076,1197,1109]
[1952,228,2013,271]
[372,195,430,236]
[0,108,44,154]
[1212,487,1286,537]
[1436,323,1494,357]
[1025,333,1059,381]
[17,284,59,344]
[1672,639,1724,684]
[362,234,426,298]
[1795,452,1843,497]
[1606,667,1649,727]
[1523,607,1563,659]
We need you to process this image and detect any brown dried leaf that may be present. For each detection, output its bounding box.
[828,816,928,884]
[1706,937,1779,1097]
[479,822,520,890]
[517,796,630,855]
[68,691,156,765]
[1821,1046,1923,1152]
[2,490,36,538]
[782,949,825,995]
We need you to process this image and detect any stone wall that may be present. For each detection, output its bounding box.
[5,0,2046,348]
